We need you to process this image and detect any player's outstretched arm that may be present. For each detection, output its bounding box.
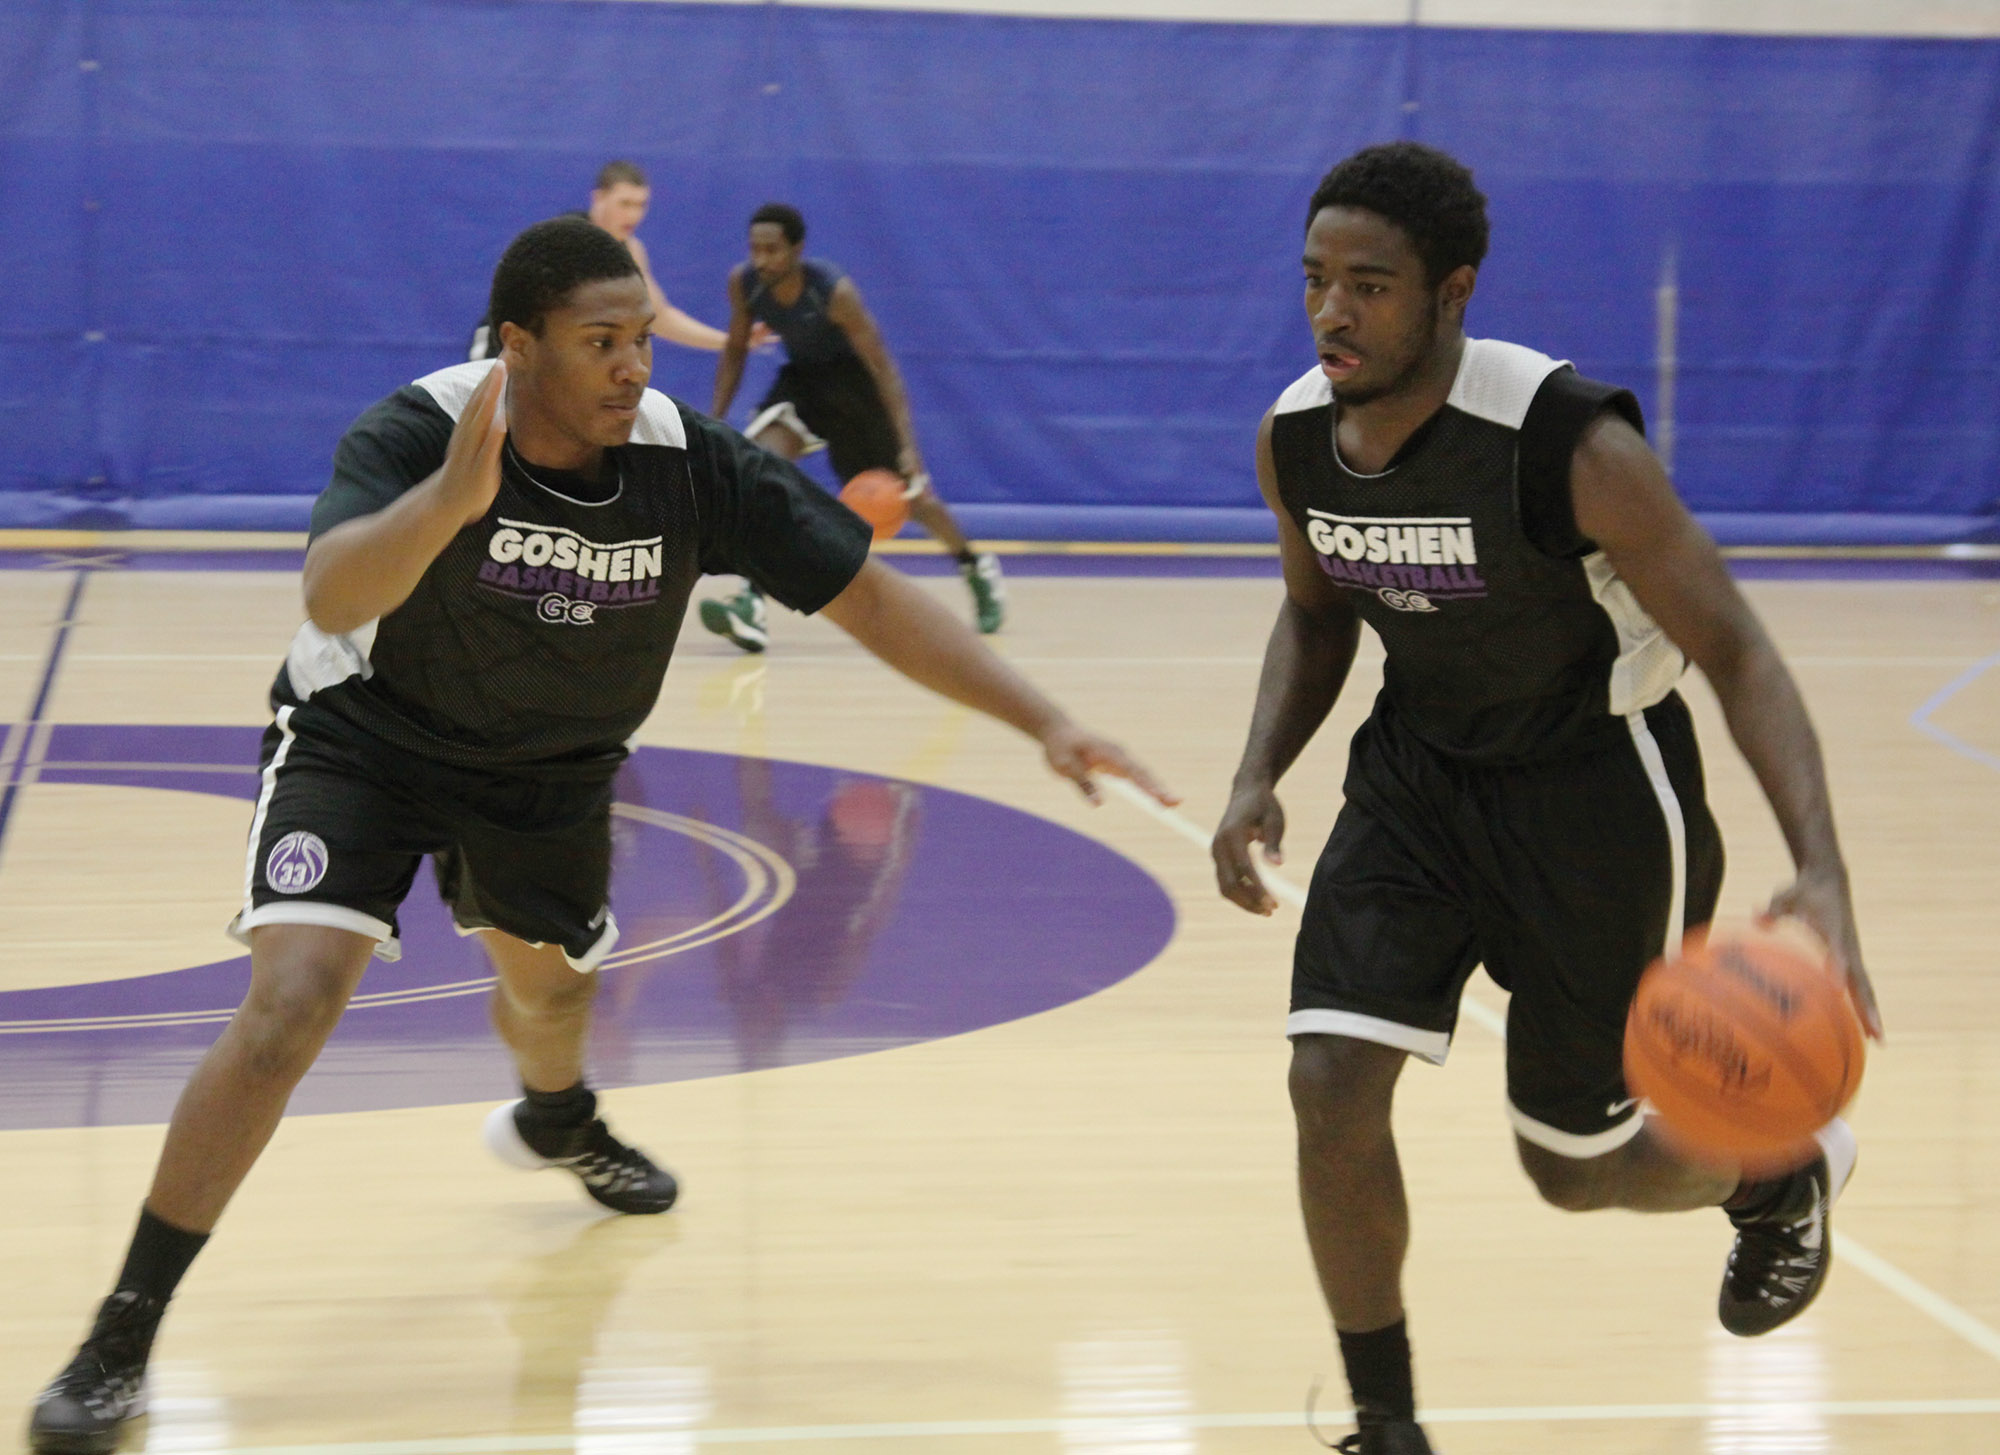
[625,235,728,352]
[820,559,1177,808]
[1213,409,1362,916]
[712,269,755,419]
[303,362,508,636]
[827,279,925,482]
[1570,412,1883,1038]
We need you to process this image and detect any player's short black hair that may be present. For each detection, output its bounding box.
[1306,142,1489,286]
[488,216,641,337]
[750,203,806,246]
[595,159,647,191]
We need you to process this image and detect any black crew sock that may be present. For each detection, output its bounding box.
[1337,1318,1415,1427]
[520,1081,596,1129]
[1726,1163,1807,1222]
[114,1206,210,1304]
[956,548,979,565]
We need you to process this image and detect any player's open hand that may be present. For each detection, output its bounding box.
[1040,721,1177,809]
[439,359,508,526]
[1212,781,1285,916]
[1761,867,1883,1040]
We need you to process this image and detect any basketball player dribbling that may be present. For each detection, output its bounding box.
[702,204,1005,651]
[1210,143,1885,1454]
[27,216,1171,1455]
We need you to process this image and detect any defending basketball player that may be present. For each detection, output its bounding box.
[1210,144,1883,1455]
[27,217,1172,1455]
[702,203,1005,650]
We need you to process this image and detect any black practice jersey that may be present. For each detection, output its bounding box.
[1270,338,1684,764]
[280,359,871,773]
[742,259,861,370]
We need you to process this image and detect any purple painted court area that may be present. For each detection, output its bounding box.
[0,726,1175,1131]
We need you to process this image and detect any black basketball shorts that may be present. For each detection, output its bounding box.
[1291,693,1723,1159]
[750,359,902,484]
[227,706,620,969]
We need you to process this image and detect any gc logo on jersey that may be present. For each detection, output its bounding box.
[537,592,597,626]
[266,831,329,895]
[1377,589,1437,613]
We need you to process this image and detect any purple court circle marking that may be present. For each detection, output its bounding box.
[0,725,1176,1130]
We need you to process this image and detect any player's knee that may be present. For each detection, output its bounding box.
[1516,1138,1613,1212]
[498,969,595,1023]
[235,973,349,1081]
[1288,1036,1399,1150]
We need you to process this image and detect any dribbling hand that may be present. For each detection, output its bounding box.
[438,360,508,527]
[1761,866,1883,1040]
[1212,781,1285,916]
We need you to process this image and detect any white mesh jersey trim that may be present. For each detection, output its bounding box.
[1273,365,1333,416]
[1584,552,1684,716]
[283,617,377,701]
[1445,337,1568,429]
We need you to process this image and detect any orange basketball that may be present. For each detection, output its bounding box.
[1623,926,1864,1173]
[840,469,909,542]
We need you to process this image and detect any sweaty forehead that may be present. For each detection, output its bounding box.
[1305,206,1420,271]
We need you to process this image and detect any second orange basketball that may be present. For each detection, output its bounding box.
[840,468,910,543]
[1623,925,1865,1173]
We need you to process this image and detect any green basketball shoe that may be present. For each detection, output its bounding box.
[698,587,768,654]
[960,553,1006,634]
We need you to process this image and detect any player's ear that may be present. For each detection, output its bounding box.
[496,320,533,370]
[1438,264,1477,324]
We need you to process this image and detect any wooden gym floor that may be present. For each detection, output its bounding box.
[0,541,1996,1453]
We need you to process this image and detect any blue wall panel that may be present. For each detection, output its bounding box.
[0,0,1995,538]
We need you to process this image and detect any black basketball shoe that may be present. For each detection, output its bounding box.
[484,1100,679,1215]
[28,1288,163,1454]
[1331,1421,1435,1454]
[1719,1117,1857,1337]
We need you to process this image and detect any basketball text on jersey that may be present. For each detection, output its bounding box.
[476,517,666,621]
[1305,509,1488,609]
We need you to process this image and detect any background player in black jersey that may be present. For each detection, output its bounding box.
[467,160,759,359]
[1210,144,1884,1455]
[28,216,1170,1455]
[703,203,1005,650]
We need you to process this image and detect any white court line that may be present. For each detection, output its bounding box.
[1103,780,2000,1368]
[177,1398,2000,1454]
[1908,648,2000,774]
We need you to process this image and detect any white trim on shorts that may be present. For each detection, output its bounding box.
[1626,707,1688,959]
[230,901,402,960]
[237,704,295,912]
[1508,1099,1648,1159]
[747,401,827,455]
[451,910,620,974]
[1286,1008,1452,1066]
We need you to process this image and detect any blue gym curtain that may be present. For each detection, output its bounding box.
[2,0,1996,539]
